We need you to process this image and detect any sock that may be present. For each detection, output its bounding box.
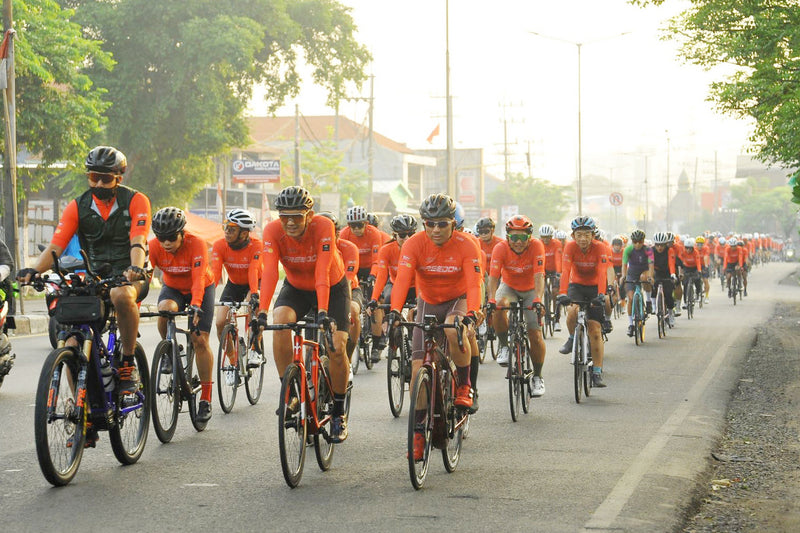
[533,362,543,377]
[593,366,602,375]
[201,381,213,402]
[470,356,480,391]
[628,315,633,326]
[122,354,135,365]
[333,393,347,417]
[456,365,471,388]
[568,334,574,341]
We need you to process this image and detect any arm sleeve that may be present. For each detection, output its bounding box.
[128,192,152,240]
[559,245,572,294]
[313,222,336,313]
[259,229,281,313]
[209,240,224,285]
[595,252,609,295]
[248,243,261,294]
[555,242,563,272]
[51,201,79,249]
[668,248,676,275]
[371,245,390,301]
[464,239,482,312]
[190,239,210,307]
[390,240,415,313]
[532,240,545,275]
[488,244,504,279]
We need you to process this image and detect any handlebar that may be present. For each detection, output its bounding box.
[390,315,465,351]
[260,320,335,349]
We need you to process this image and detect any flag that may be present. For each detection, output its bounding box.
[426,124,440,144]
[0,30,11,90]
[216,180,223,213]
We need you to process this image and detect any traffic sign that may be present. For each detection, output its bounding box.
[609,192,623,207]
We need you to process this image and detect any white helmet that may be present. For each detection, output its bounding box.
[719,237,727,245]
[346,206,368,223]
[225,208,257,230]
[753,232,760,239]
[555,230,568,240]
[538,224,555,237]
[684,238,696,248]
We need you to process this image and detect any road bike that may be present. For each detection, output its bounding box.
[352,279,374,374]
[730,268,743,305]
[496,299,538,422]
[378,303,415,418]
[30,252,150,486]
[475,303,496,362]
[564,298,595,404]
[683,270,701,319]
[216,299,266,413]
[140,309,206,442]
[630,280,647,346]
[541,273,559,338]
[399,315,469,489]
[654,279,669,339]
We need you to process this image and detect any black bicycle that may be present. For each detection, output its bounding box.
[496,300,538,422]
[216,300,265,412]
[378,303,415,417]
[353,280,374,374]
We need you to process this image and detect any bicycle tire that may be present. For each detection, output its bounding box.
[489,327,497,360]
[109,343,150,465]
[34,346,85,486]
[573,323,584,404]
[217,325,238,413]
[151,339,179,443]
[541,290,550,340]
[408,367,433,490]
[476,320,488,363]
[184,346,207,433]
[633,291,643,346]
[245,329,265,405]
[521,336,532,414]
[686,282,694,320]
[351,340,361,375]
[656,289,666,339]
[387,343,405,417]
[314,356,335,471]
[360,312,374,370]
[442,371,462,473]
[278,363,307,487]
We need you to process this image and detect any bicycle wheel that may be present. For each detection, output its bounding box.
[408,366,433,490]
[633,292,643,346]
[34,347,85,486]
[508,335,522,422]
[245,331,265,405]
[278,363,307,487]
[686,283,694,320]
[442,371,462,473]
[656,290,666,339]
[476,320,488,363]
[541,291,549,340]
[216,324,238,413]
[521,337,532,414]
[314,356,335,471]
[583,334,592,398]
[351,338,361,375]
[185,347,207,433]
[489,326,497,360]
[387,342,405,418]
[573,324,585,404]
[109,343,150,465]
[151,339,179,443]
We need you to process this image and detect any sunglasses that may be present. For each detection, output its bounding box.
[87,172,118,184]
[156,232,180,243]
[424,220,451,229]
[279,213,306,223]
[477,229,492,235]
[396,232,413,239]
[348,222,365,229]
[222,224,240,233]
[507,234,531,243]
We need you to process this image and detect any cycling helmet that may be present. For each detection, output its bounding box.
[695,236,706,244]
[152,207,187,236]
[367,213,379,227]
[653,232,670,245]
[719,237,727,246]
[596,229,607,241]
[454,203,466,230]
[506,214,533,233]
[665,232,674,243]
[419,193,456,220]
[570,215,596,231]
[555,230,568,240]
[274,186,314,211]
[85,146,127,174]
[736,240,745,246]
[475,217,495,231]
[611,236,624,246]
[684,238,696,248]
[390,214,418,233]
[462,227,476,236]
[225,208,257,230]
[753,232,760,239]
[630,229,646,242]
[318,211,341,230]
[538,224,555,237]
[346,206,368,223]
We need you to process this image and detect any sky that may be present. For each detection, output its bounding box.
[248,0,754,212]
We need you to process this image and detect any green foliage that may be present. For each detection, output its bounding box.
[487,173,571,227]
[299,137,366,212]
[1,0,113,197]
[68,0,370,207]
[730,177,797,237]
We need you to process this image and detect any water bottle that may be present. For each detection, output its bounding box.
[100,357,115,392]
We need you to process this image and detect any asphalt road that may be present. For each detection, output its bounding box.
[1,263,797,533]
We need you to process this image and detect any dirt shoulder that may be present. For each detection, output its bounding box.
[683,291,800,531]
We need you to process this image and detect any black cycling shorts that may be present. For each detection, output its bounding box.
[566,283,605,323]
[220,280,250,304]
[274,276,351,332]
[158,284,215,333]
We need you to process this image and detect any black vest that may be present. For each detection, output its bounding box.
[76,185,136,275]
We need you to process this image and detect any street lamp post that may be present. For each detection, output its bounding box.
[529,31,630,215]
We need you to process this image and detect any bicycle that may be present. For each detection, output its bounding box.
[264,319,345,488]
[216,299,266,413]
[630,280,647,346]
[352,280,374,374]
[31,251,150,486]
[475,303,496,362]
[563,297,594,404]
[730,268,743,305]
[542,273,558,338]
[140,309,207,442]
[378,303,415,418]
[496,299,539,422]
[398,315,468,490]
[683,270,702,319]
[654,279,669,339]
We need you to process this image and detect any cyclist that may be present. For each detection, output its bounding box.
[0,239,14,384]
[679,238,704,309]
[18,146,151,401]
[149,207,215,423]
[475,217,503,273]
[557,216,609,387]
[555,229,568,250]
[695,236,711,304]
[367,212,392,244]
[258,187,351,442]
[386,193,482,458]
[211,208,262,372]
[341,205,386,362]
[621,229,654,337]
[539,224,563,332]
[651,231,678,327]
[488,215,547,396]
[368,214,418,316]
[739,238,750,296]
[595,228,616,332]
[722,238,745,297]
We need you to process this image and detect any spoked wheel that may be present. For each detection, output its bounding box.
[151,340,179,443]
[476,321,488,363]
[489,326,498,361]
[186,349,207,433]
[656,292,666,339]
[508,339,522,422]
[543,290,554,338]
[442,373,463,473]
[245,330,265,405]
[217,325,239,414]
[34,347,85,486]
[686,284,694,320]
[278,364,307,488]
[314,356,335,471]
[360,316,373,371]
[573,326,584,404]
[387,344,405,418]
[408,367,433,490]
[109,343,150,465]
[521,339,532,414]
[635,318,645,345]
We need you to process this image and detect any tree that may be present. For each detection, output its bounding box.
[298,138,367,213]
[730,177,797,237]
[631,0,800,173]
[1,0,113,196]
[487,173,571,228]
[69,0,371,207]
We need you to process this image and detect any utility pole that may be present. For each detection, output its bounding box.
[294,104,301,186]
[341,74,375,210]
[665,131,671,229]
[445,0,455,198]
[713,150,718,215]
[2,0,19,286]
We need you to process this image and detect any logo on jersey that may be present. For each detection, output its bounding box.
[322,244,330,252]
[137,220,146,226]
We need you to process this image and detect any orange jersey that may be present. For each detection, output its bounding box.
[339,224,384,271]
[479,235,503,272]
[611,248,623,268]
[338,238,359,290]
[559,240,609,294]
[679,248,703,269]
[260,215,344,313]
[210,237,262,293]
[150,232,214,306]
[52,191,151,249]
[542,238,563,272]
[371,240,416,301]
[489,238,545,292]
[722,245,745,269]
[462,230,487,277]
[390,231,481,312]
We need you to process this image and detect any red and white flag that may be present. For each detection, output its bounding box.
[0,30,12,90]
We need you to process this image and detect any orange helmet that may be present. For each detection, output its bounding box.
[505,215,533,233]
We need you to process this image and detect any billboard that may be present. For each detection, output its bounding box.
[231,159,280,184]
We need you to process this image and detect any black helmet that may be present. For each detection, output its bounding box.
[475,217,495,231]
[152,207,187,236]
[85,146,127,174]
[367,213,379,227]
[318,211,341,230]
[274,186,313,211]
[631,229,646,242]
[390,214,417,233]
[419,193,456,220]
